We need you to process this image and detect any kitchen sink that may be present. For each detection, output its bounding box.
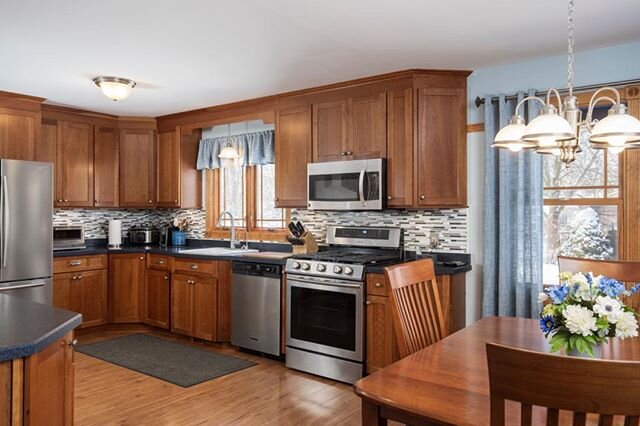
[178,247,259,256]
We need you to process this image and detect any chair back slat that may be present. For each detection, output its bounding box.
[558,256,640,311]
[384,259,446,358]
[487,343,640,426]
[521,403,532,426]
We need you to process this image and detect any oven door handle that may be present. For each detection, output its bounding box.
[358,169,366,207]
[287,274,362,289]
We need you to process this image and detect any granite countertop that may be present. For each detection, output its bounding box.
[365,252,472,275]
[0,294,82,362]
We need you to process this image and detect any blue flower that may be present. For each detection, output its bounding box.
[630,283,640,294]
[599,277,626,298]
[584,273,593,285]
[545,284,570,304]
[539,315,556,335]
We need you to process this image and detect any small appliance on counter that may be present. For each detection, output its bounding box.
[108,220,122,248]
[53,225,85,251]
[128,226,160,245]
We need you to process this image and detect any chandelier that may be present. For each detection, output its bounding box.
[492,0,640,164]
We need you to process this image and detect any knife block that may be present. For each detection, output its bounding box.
[292,232,319,255]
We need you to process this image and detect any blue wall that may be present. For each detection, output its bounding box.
[464,40,640,324]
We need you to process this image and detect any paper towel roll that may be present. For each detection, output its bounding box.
[108,220,122,248]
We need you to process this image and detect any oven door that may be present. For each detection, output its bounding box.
[307,159,384,210]
[286,274,363,362]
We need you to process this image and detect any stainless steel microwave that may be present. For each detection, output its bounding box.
[307,158,385,210]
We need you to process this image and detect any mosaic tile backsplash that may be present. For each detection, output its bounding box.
[54,207,468,253]
[291,208,468,252]
[53,209,206,239]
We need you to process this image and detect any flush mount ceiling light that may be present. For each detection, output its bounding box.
[492,0,640,165]
[93,76,136,101]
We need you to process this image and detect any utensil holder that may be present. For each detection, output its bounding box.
[172,231,186,246]
[292,232,319,255]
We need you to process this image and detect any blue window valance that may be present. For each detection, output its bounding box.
[196,130,275,170]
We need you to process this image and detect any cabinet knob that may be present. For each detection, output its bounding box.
[71,275,77,280]
[375,282,383,288]
[420,195,426,200]
[174,200,178,204]
[94,200,99,204]
[77,275,83,280]
[387,196,392,200]
[63,199,68,203]
[190,264,198,270]
[148,200,153,204]
[340,152,347,156]
[365,301,371,305]
[68,339,78,348]
[140,256,144,260]
[164,275,169,280]
[57,199,63,203]
[346,151,353,156]
[156,259,165,264]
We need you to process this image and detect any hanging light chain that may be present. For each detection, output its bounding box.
[567,0,575,97]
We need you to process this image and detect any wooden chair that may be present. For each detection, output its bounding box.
[384,258,446,358]
[558,256,640,310]
[486,342,640,426]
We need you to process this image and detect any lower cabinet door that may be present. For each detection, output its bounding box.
[366,295,398,374]
[192,277,217,341]
[171,274,193,336]
[52,273,73,311]
[109,254,146,323]
[75,270,108,328]
[144,269,171,329]
[25,332,75,426]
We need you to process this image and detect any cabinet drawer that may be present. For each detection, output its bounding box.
[366,273,389,297]
[54,254,107,274]
[173,258,217,276]
[146,254,173,271]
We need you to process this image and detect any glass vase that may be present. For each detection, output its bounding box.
[172,231,186,246]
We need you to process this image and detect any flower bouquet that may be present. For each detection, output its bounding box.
[539,272,640,357]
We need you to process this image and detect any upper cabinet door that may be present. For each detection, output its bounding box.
[416,87,467,207]
[119,129,156,207]
[349,92,386,160]
[386,89,414,208]
[38,119,63,206]
[94,126,119,207]
[313,100,348,162]
[275,105,312,208]
[58,121,94,207]
[156,129,180,208]
[0,107,37,161]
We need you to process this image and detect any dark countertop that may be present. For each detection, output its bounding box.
[55,241,471,275]
[0,294,82,362]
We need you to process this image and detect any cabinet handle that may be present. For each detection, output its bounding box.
[69,260,82,266]
[190,264,198,270]
[420,195,426,200]
[375,282,383,288]
[156,259,165,264]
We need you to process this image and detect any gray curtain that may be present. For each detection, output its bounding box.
[196,130,275,170]
[482,90,544,318]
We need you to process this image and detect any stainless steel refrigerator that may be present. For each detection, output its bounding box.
[0,160,53,304]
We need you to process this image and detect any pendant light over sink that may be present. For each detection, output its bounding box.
[93,76,136,101]
[492,0,640,165]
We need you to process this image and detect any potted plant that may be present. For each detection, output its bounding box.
[172,217,191,246]
[539,272,640,357]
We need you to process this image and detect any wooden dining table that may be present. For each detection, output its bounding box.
[354,316,640,426]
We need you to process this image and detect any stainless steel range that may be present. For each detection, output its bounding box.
[285,225,401,384]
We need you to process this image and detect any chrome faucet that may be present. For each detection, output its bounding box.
[216,211,242,249]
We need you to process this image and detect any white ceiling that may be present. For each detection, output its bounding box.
[1,0,639,116]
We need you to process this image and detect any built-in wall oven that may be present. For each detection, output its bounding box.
[286,273,364,384]
[307,158,385,210]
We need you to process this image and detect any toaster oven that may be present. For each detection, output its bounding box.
[53,225,86,251]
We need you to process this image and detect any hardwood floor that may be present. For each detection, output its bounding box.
[74,329,362,425]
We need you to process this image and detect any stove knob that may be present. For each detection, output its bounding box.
[292,261,301,270]
[302,263,311,271]
[344,266,354,276]
[317,264,326,272]
[333,265,343,274]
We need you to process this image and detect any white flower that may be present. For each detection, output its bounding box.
[592,296,624,323]
[572,280,593,302]
[538,292,549,304]
[563,305,598,337]
[615,311,639,339]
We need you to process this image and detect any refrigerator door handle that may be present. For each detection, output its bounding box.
[0,281,46,291]
[2,176,8,269]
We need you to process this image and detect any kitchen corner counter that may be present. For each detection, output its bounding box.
[0,294,82,362]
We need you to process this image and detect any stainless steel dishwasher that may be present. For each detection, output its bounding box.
[231,261,282,356]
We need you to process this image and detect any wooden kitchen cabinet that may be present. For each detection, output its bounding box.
[416,87,467,206]
[93,125,119,207]
[170,273,218,340]
[24,331,75,426]
[144,269,171,329]
[156,128,180,208]
[0,107,39,161]
[275,105,312,208]
[109,254,146,323]
[119,128,156,207]
[313,99,348,162]
[386,89,414,207]
[349,92,386,160]
[57,121,94,207]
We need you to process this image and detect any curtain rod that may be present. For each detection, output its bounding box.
[474,78,640,108]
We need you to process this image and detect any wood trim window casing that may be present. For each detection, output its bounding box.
[205,168,289,242]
